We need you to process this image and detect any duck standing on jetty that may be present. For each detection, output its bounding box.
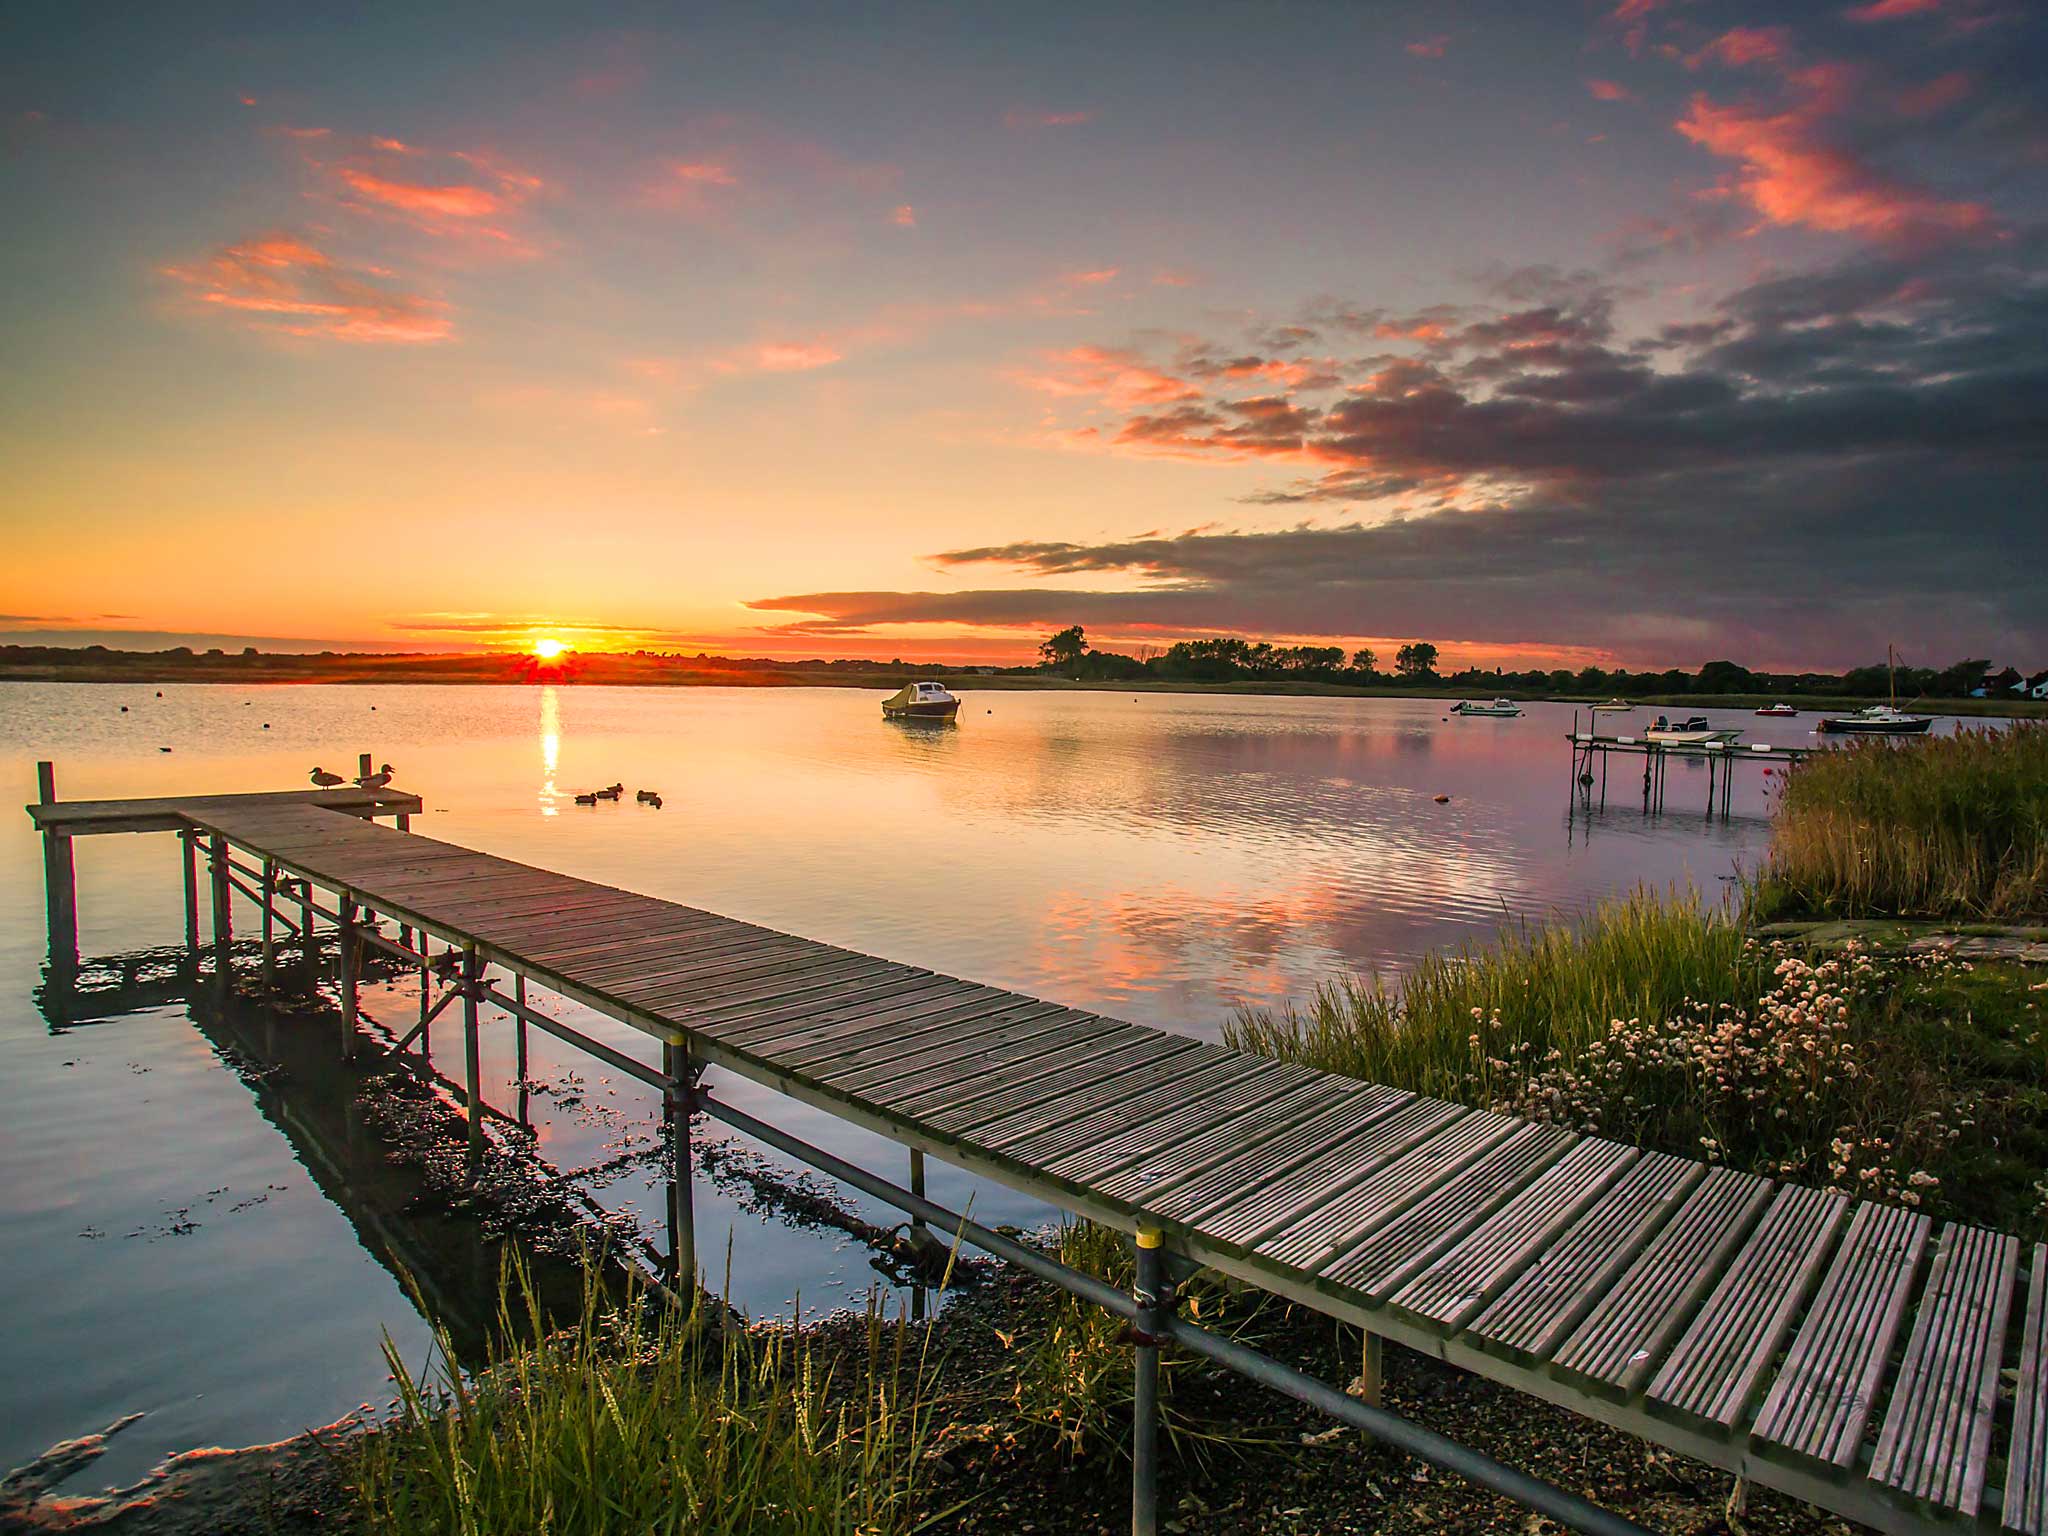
[309,767,345,789]
[355,762,395,791]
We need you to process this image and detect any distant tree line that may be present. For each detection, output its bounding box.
[1025,630,2047,699]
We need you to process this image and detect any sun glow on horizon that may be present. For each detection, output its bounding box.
[531,636,567,661]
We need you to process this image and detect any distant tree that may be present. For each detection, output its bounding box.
[1038,626,1088,671]
[1696,659,1760,693]
[1349,647,1378,675]
[1394,641,1439,680]
[1934,658,1993,697]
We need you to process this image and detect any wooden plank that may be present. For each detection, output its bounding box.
[1252,1111,1520,1274]
[1551,1166,1772,1392]
[952,1040,1241,1145]
[1014,1059,1312,1176]
[33,786,419,835]
[1139,1085,1414,1225]
[2005,1243,2048,1536]
[1320,1122,1576,1294]
[785,999,1074,1078]
[974,1054,1274,1162]
[1750,1201,1930,1467]
[920,1034,1209,1135]
[1870,1221,2019,1515]
[1059,1075,1348,1196]
[826,1009,1116,1099]
[888,1024,1166,1122]
[1469,1152,1704,1359]
[1183,1096,1461,1250]
[1389,1139,1638,1328]
[625,955,905,1015]
[719,980,1000,1054]
[1648,1182,1850,1427]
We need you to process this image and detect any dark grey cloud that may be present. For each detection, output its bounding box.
[751,236,2048,667]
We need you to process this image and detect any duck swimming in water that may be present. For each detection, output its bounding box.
[309,767,345,788]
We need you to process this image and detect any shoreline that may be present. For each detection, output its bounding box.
[1,665,2042,720]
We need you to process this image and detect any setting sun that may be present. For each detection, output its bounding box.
[531,637,566,661]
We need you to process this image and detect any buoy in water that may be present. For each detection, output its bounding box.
[1433,793,1450,803]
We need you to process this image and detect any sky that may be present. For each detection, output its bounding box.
[1,0,2043,672]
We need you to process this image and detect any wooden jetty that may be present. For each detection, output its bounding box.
[23,766,2046,1536]
[1568,723,1814,818]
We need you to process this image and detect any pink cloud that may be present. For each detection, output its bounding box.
[1406,36,1449,58]
[1004,109,1094,129]
[297,134,546,256]
[337,168,505,219]
[1065,267,1120,285]
[715,341,843,374]
[1586,78,1636,102]
[1686,27,1793,71]
[1151,267,1198,287]
[162,232,451,344]
[1844,0,1942,19]
[1677,71,1995,242]
[1013,346,1201,411]
[891,203,916,227]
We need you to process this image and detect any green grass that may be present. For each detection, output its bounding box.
[1763,724,2048,920]
[353,1254,954,1536]
[1227,887,1753,1106]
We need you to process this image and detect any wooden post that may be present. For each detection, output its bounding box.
[462,944,483,1173]
[260,858,277,979]
[36,763,77,969]
[514,973,529,1112]
[180,829,200,953]
[298,877,316,978]
[358,751,373,782]
[208,833,231,979]
[1357,1330,1384,1408]
[664,1038,696,1291]
[910,1146,929,1321]
[418,939,433,1060]
[338,893,359,1059]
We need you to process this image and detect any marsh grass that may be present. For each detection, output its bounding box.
[1228,892,2048,1236]
[1227,887,1753,1104]
[1764,725,2048,920]
[353,1252,956,1536]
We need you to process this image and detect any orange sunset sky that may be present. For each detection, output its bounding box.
[2,1,2043,671]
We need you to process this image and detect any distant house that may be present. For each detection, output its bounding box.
[1988,666,2024,694]
[2030,670,2048,700]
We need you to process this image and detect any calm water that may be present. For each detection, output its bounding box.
[1,681,1816,1484]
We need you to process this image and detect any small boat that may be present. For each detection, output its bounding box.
[1755,703,1799,717]
[1817,645,1932,735]
[882,681,962,719]
[1590,698,1633,713]
[1645,715,1742,746]
[1817,704,1932,736]
[1450,698,1522,717]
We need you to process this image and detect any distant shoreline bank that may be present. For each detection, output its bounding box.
[1,660,2042,718]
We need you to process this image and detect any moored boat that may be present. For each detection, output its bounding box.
[1645,715,1742,746]
[1590,698,1633,713]
[1755,703,1798,717]
[1451,697,1522,717]
[881,681,962,719]
[1816,704,1932,735]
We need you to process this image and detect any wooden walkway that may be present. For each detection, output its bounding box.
[55,794,2048,1536]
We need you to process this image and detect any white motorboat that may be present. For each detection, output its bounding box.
[881,680,962,720]
[1451,697,1522,717]
[1817,704,1932,736]
[1590,698,1633,713]
[1644,715,1742,746]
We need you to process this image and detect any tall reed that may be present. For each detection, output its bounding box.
[353,1254,950,1536]
[1227,887,1752,1104]
[1764,725,2048,919]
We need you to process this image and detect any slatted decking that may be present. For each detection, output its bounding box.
[164,799,2042,1536]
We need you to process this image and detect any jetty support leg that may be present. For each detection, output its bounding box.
[417,940,433,1060]
[514,974,529,1101]
[180,829,200,954]
[338,894,359,1058]
[462,944,483,1173]
[664,1039,696,1292]
[1357,1330,1383,1407]
[260,859,276,979]
[35,763,78,969]
[911,1147,929,1320]
[208,834,231,983]
[1132,1227,1172,1536]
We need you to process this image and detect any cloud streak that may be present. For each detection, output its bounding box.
[162,232,452,343]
